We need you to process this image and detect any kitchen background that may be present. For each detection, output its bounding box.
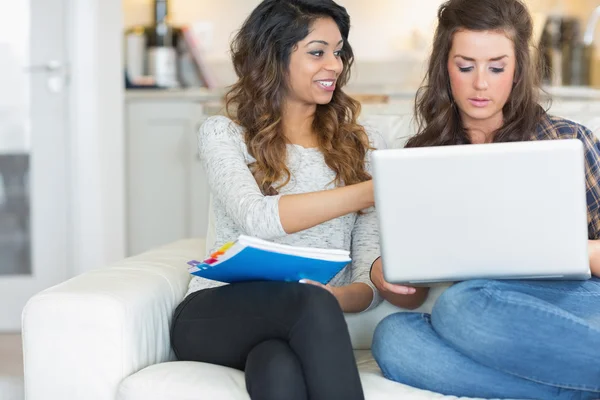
[122,0,600,91]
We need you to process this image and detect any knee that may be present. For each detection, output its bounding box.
[293,282,343,322]
[433,279,495,317]
[431,280,503,348]
[371,313,399,370]
[371,313,425,381]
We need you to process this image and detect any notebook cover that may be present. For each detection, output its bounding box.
[188,246,350,284]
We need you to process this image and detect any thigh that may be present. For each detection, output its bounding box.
[170,281,335,369]
[485,277,600,320]
[372,312,587,400]
[432,279,600,392]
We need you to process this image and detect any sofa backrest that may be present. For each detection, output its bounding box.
[360,113,417,149]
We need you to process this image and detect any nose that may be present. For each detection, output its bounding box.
[325,52,343,76]
[474,69,488,91]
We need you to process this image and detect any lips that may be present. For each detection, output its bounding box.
[468,98,491,108]
[315,79,336,92]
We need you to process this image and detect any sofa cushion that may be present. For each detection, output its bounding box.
[117,351,481,400]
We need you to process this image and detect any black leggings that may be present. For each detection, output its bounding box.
[170,281,364,400]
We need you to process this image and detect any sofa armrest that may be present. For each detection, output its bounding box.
[22,238,204,400]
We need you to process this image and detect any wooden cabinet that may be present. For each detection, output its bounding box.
[125,99,210,256]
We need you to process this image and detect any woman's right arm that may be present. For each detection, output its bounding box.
[199,116,374,239]
[278,181,373,234]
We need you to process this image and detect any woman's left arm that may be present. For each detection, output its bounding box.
[342,205,382,312]
[332,282,375,313]
[302,128,385,312]
[301,208,380,313]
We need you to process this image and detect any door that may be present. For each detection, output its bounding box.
[0,0,69,331]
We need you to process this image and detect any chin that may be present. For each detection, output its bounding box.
[315,96,334,105]
[462,107,497,122]
[316,100,333,106]
[311,91,335,105]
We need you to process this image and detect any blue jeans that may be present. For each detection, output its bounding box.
[372,278,600,400]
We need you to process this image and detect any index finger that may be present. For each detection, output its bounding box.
[382,281,416,295]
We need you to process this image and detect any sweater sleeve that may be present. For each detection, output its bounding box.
[349,126,387,311]
[350,208,382,311]
[198,116,287,239]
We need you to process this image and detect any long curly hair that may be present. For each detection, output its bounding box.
[406,0,545,148]
[225,0,371,194]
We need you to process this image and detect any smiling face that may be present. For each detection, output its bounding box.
[286,17,344,107]
[448,29,517,136]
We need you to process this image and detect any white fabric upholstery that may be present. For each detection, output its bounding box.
[22,239,198,400]
[117,352,475,400]
[360,113,417,148]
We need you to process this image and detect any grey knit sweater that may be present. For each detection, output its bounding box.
[186,115,384,311]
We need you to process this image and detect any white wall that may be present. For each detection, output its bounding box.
[69,0,125,273]
[123,0,595,62]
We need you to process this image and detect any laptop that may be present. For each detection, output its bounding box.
[371,139,592,284]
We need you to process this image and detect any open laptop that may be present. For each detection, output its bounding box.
[372,139,592,284]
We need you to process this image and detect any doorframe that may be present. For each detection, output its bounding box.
[67,0,125,276]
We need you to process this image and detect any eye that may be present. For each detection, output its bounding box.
[490,67,505,74]
[334,50,343,58]
[309,50,324,57]
[458,66,474,73]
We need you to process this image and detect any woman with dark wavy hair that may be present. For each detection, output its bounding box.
[169,1,393,399]
[370,0,600,399]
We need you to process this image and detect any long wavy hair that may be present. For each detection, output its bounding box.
[225,0,371,194]
[406,0,545,148]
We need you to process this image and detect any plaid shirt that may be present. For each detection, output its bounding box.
[534,113,600,239]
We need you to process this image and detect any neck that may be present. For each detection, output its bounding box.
[281,100,317,147]
[462,111,504,144]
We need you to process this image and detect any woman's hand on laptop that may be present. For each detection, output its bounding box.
[370,257,429,310]
[588,240,600,277]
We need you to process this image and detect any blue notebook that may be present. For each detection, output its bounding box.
[187,235,351,284]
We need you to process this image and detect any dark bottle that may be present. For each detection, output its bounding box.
[147,0,181,48]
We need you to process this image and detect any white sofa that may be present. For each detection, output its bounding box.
[21,111,600,400]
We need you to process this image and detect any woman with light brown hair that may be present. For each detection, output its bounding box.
[370,0,600,398]
[169,1,388,399]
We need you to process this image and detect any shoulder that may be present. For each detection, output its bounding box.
[535,113,593,141]
[198,115,247,150]
[200,115,244,139]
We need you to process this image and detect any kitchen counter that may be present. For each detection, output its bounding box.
[125,87,226,102]
[125,85,600,102]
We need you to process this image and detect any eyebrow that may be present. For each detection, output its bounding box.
[454,55,508,62]
[305,39,344,47]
